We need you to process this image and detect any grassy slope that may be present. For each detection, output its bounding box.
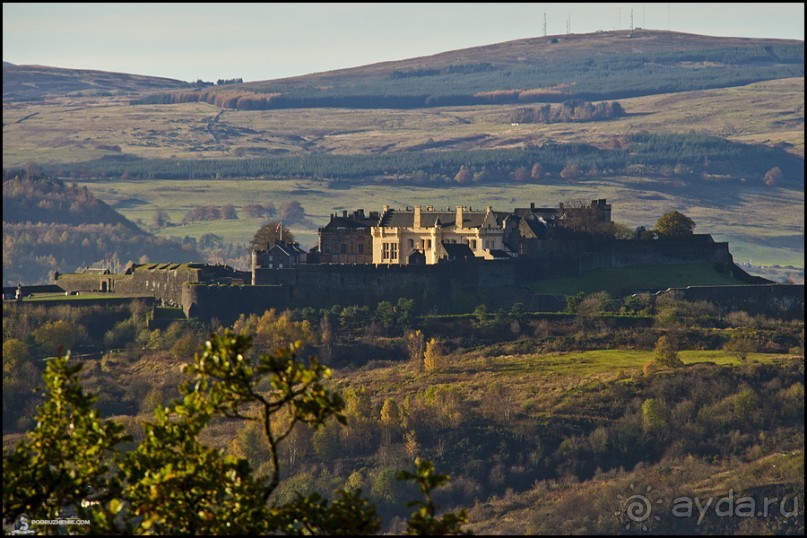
[3,78,802,165]
[2,64,192,100]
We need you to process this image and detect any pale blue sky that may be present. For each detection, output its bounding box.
[3,3,804,83]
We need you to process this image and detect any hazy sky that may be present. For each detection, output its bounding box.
[3,3,804,83]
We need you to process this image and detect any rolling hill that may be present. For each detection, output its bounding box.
[2,63,193,101]
[134,30,804,110]
[2,175,202,286]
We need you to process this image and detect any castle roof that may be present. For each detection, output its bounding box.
[321,216,375,230]
[441,242,475,260]
[378,208,509,229]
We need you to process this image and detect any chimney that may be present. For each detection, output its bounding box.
[414,205,421,228]
[456,206,464,227]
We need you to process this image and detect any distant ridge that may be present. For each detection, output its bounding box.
[129,29,804,110]
[2,63,193,101]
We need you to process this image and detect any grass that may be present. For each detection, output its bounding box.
[337,346,793,410]
[530,263,748,295]
[4,76,802,166]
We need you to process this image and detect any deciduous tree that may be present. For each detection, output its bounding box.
[655,211,696,238]
[3,332,469,535]
[250,220,295,250]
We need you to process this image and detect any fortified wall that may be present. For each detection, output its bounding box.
[660,284,805,320]
[57,263,249,306]
[52,236,799,325]
[191,260,521,325]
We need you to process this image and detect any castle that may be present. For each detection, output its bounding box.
[49,199,802,325]
[256,199,612,276]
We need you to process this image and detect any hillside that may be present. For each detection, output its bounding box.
[2,175,202,286]
[135,30,804,110]
[3,286,803,534]
[2,63,193,101]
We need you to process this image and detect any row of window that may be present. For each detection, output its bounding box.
[326,237,496,259]
[381,242,398,260]
[323,243,365,255]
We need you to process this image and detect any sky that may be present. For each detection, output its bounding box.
[3,3,804,83]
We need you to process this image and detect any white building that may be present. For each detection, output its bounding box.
[371,205,514,265]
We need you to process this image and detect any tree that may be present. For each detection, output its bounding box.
[250,220,295,250]
[560,162,580,180]
[655,211,696,238]
[641,398,669,434]
[454,165,471,184]
[763,166,783,186]
[3,332,469,535]
[406,330,426,372]
[423,338,445,372]
[512,166,530,182]
[530,163,543,180]
[653,335,683,368]
[397,459,469,535]
[3,352,130,533]
[723,328,757,362]
[153,208,169,227]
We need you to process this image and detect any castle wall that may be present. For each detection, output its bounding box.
[58,264,249,307]
[661,284,804,320]
[182,284,291,325]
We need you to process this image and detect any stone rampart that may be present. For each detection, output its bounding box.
[660,284,804,320]
[182,284,291,325]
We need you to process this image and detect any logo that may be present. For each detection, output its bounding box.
[12,513,35,535]
[615,483,663,531]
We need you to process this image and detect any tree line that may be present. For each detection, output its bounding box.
[32,132,803,187]
[510,100,625,124]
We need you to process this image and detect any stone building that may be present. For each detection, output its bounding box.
[371,205,516,265]
[251,241,307,284]
[317,209,377,264]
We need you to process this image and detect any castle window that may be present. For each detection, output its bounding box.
[340,244,347,254]
[408,239,414,249]
[471,239,477,250]
[391,243,398,260]
[358,244,364,254]
[382,243,390,259]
